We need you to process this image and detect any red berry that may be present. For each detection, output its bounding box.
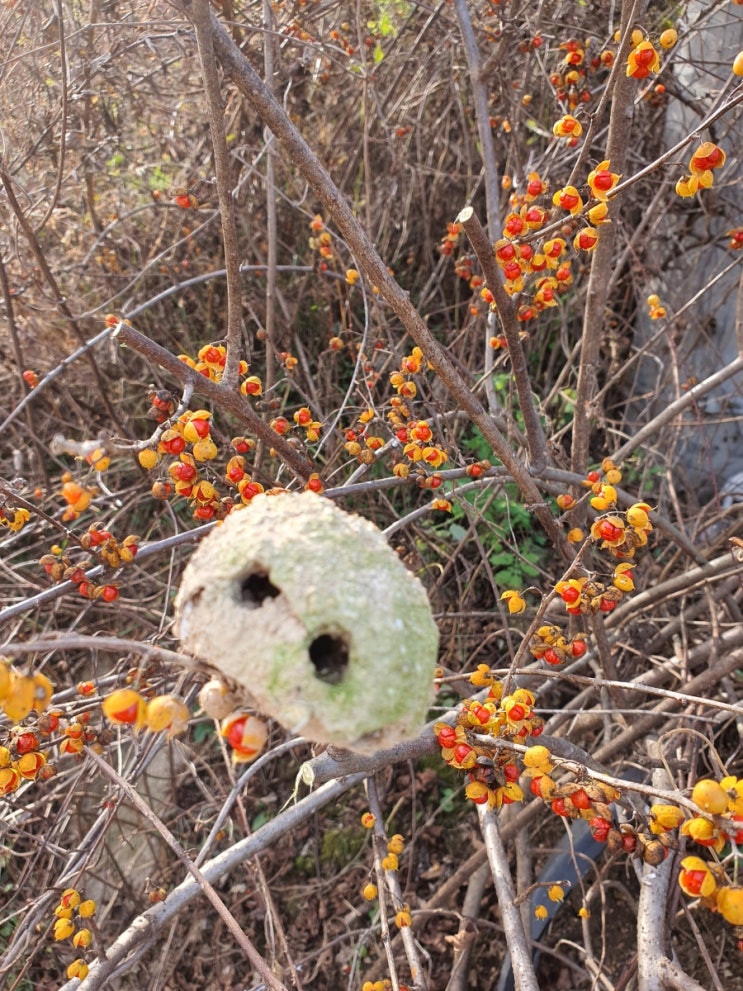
[113,702,140,724]
[561,586,580,604]
[544,648,562,666]
[453,743,473,765]
[598,520,623,542]
[164,435,186,454]
[589,816,611,840]
[569,787,591,810]
[552,797,569,817]
[571,640,587,658]
[15,732,39,754]
[101,585,119,602]
[592,171,614,191]
[437,726,457,748]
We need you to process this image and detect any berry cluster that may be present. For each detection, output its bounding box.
[39,523,139,602]
[101,688,190,737]
[0,722,50,795]
[529,625,588,666]
[51,887,97,980]
[195,679,266,765]
[435,677,544,810]
[676,141,727,198]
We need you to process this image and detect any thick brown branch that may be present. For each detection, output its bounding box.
[190,5,566,551]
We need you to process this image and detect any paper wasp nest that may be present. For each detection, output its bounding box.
[174,492,439,755]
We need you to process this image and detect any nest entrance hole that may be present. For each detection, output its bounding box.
[309,633,349,684]
[240,571,280,608]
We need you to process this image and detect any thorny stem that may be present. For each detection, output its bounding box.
[191,0,244,389]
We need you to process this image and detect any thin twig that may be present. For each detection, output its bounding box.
[477,806,540,991]
[191,0,244,388]
[366,777,429,991]
[571,0,649,477]
[198,3,569,552]
[457,206,551,473]
[57,770,367,991]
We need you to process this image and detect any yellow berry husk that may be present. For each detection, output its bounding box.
[523,745,553,770]
[77,899,97,918]
[0,766,21,795]
[60,888,81,909]
[3,673,35,722]
[681,816,718,844]
[73,927,92,948]
[53,917,75,941]
[691,779,728,815]
[101,688,147,729]
[717,886,743,925]
[387,834,405,855]
[67,960,90,980]
[362,883,378,901]
[145,695,190,737]
[191,437,218,462]
[648,804,684,833]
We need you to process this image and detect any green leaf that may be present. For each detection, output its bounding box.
[448,523,468,541]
